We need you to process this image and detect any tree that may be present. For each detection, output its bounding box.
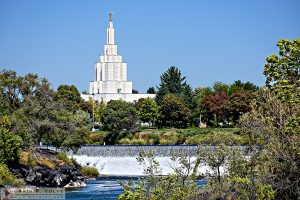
[228,80,259,95]
[0,70,40,115]
[147,86,156,94]
[0,116,22,166]
[239,89,300,199]
[212,81,229,93]
[10,78,57,148]
[136,98,160,127]
[223,90,256,123]
[160,94,191,128]
[200,90,229,126]
[181,84,195,110]
[155,66,188,105]
[132,89,139,94]
[102,100,138,135]
[264,38,300,104]
[55,85,83,111]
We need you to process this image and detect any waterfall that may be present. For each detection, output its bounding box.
[70,145,198,157]
[69,145,224,176]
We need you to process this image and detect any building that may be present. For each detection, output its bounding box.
[81,13,155,102]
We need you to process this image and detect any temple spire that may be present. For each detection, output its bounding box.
[109,12,113,22]
[107,12,115,45]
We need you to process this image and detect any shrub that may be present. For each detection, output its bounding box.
[81,165,100,178]
[0,163,25,187]
[118,138,131,144]
[88,131,107,144]
[150,133,160,144]
[19,151,36,167]
[130,139,146,145]
[185,131,247,145]
[0,116,22,166]
[57,151,73,165]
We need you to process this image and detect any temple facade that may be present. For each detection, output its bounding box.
[81,13,155,102]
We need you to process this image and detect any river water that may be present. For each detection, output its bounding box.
[65,177,207,200]
[65,145,220,199]
[65,178,127,200]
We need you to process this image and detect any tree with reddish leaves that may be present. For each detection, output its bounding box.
[200,90,229,126]
[223,90,256,123]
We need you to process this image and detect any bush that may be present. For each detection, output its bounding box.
[185,131,247,145]
[81,165,100,178]
[118,138,131,144]
[0,163,25,187]
[159,133,177,144]
[130,139,146,145]
[88,131,107,144]
[57,151,73,165]
[150,133,160,144]
[19,151,36,167]
[0,116,22,166]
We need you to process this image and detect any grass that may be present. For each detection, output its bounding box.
[81,165,100,178]
[19,151,36,167]
[36,159,56,169]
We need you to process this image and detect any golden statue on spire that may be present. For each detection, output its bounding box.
[109,12,113,22]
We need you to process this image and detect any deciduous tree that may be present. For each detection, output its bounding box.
[102,100,138,134]
[160,94,191,128]
[264,38,300,104]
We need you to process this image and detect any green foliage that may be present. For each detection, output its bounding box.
[229,80,259,95]
[55,84,83,111]
[185,131,246,145]
[146,86,156,94]
[102,100,138,134]
[57,151,73,165]
[88,131,108,144]
[118,181,145,200]
[160,94,191,128]
[118,138,146,145]
[212,81,229,93]
[136,97,160,127]
[80,165,100,178]
[0,116,22,166]
[264,38,300,104]
[239,89,300,199]
[0,70,39,115]
[119,151,201,200]
[0,163,25,187]
[257,184,275,200]
[155,66,189,106]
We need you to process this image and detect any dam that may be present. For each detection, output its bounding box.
[68,145,205,176]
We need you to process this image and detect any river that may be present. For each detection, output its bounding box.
[65,177,207,200]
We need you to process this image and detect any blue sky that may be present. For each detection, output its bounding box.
[0,0,299,93]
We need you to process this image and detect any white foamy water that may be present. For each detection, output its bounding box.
[70,155,217,176]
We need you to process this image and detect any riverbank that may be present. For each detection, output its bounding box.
[10,148,85,188]
[87,127,248,145]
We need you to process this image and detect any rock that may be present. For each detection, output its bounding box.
[11,148,84,187]
[25,171,35,182]
[64,180,87,188]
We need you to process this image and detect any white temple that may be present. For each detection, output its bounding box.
[81,13,155,102]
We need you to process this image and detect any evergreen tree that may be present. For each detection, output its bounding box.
[155,66,188,105]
